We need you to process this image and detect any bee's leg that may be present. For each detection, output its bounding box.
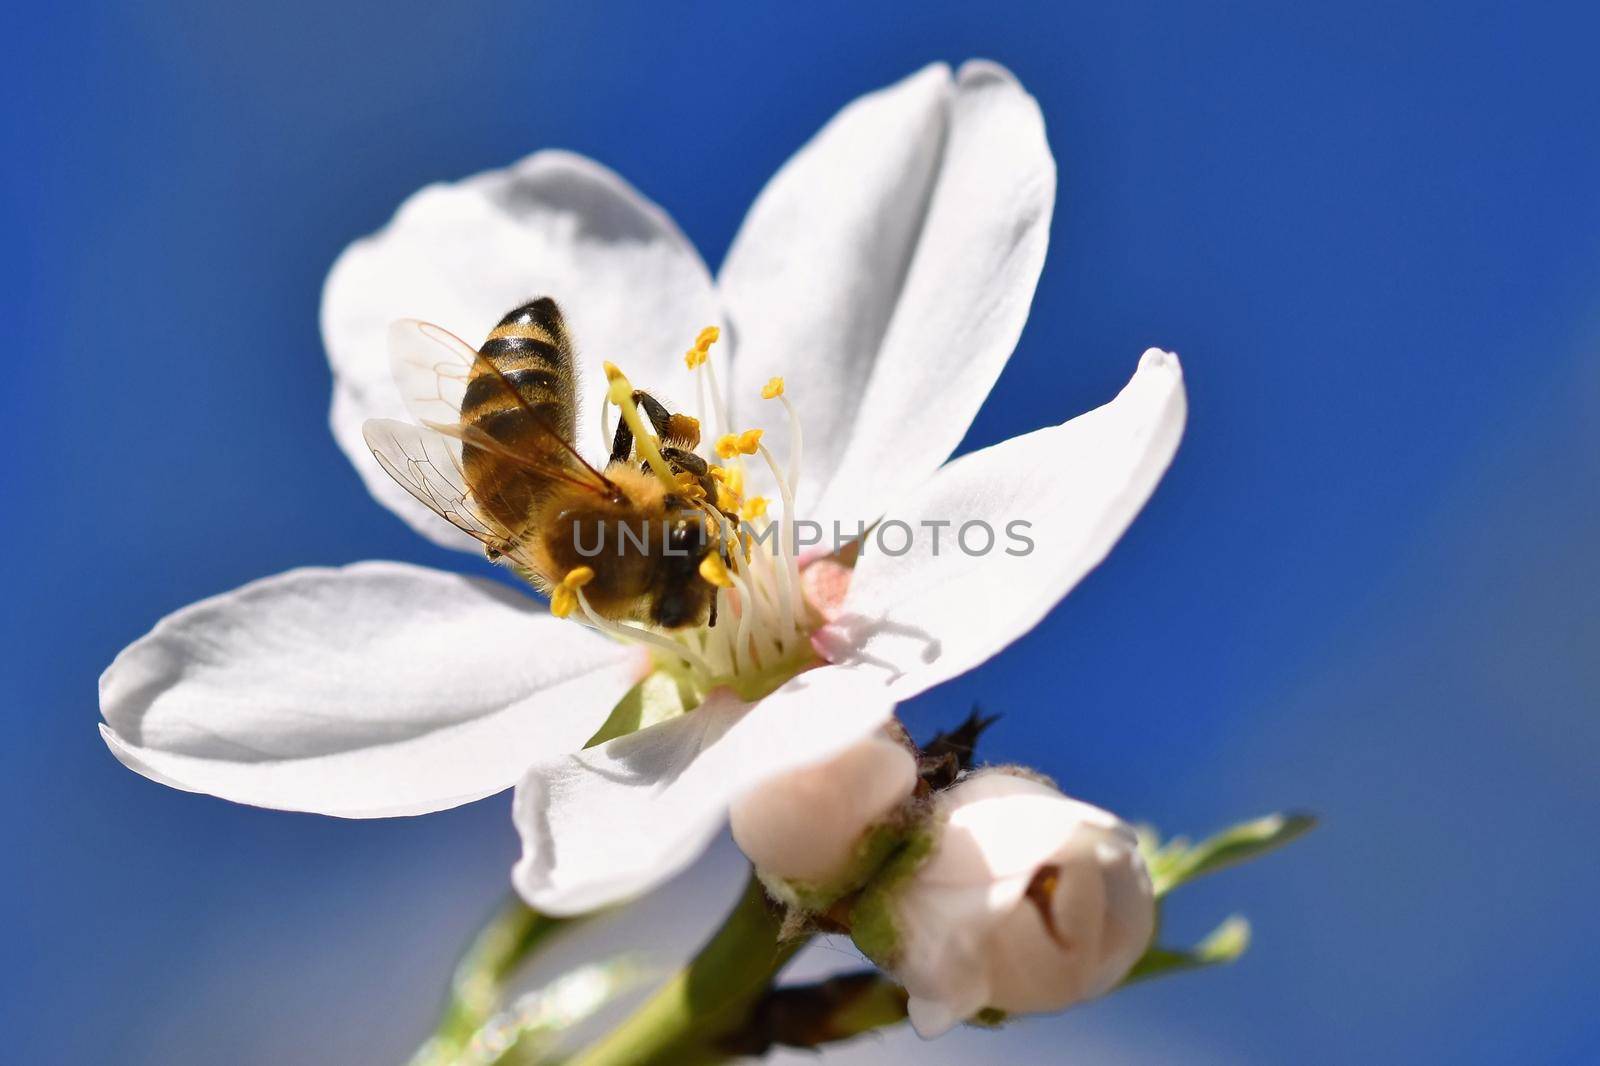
[662,446,708,476]
[612,392,698,467]
[708,592,719,628]
[661,446,720,503]
[634,390,701,448]
[632,390,674,435]
[609,413,635,466]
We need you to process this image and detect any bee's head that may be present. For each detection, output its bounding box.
[649,499,716,629]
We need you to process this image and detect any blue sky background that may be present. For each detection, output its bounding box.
[5,2,1598,1063]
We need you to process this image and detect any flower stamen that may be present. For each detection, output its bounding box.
[549,566,595,619]
[684,325,719,369]
[560,336,816,697]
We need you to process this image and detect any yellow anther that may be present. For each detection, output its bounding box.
[684,325,722,368]
[715,429,763,458]
[740,496,768,522]
[761,376,785,400]
[676,472,707,500]
[715,483,738,513]
[603,361,624,383]
[698,551,733,588]
[708,465,729,482]
[549,566,595,619]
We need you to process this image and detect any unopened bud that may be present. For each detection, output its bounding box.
[851,768,1154,1038]
[730,730,918,909]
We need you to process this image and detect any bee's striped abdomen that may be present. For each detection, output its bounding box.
[461,297,578,531]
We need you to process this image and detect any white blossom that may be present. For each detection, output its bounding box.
[859,769,1155,1037]
[99,61,1187,918]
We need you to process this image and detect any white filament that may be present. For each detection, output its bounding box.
[575,589,715,678]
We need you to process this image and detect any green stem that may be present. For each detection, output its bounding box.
[410,897,570,1066]
[568,875,808,1066]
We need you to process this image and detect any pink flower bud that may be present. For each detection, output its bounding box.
[730,730,918,907]
[860,769,1154,1037]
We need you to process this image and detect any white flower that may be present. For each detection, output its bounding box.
[98,61,1186,913]
[856,769,1155,1038]
[729,729,919,907]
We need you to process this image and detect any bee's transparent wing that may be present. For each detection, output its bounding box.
[387,318,479,426]
[386,317,618,495]
[361,417,513,548]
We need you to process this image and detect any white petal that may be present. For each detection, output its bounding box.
[511,666,895,915]
[322,151,720,548]
[824,350,1186,698]
[100,562,647,818]
[721,61,1054,528]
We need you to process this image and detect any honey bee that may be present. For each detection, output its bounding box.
[363,297,724,629]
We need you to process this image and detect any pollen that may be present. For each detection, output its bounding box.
[550,566,596,619]
[760,376,785,399]
[698,551,734,588]
[684,324,722,369]
[740,496,768,521]
[665,412,701,447]
[707,464,745,512]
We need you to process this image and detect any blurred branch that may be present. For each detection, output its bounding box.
[409,896,574,1066]
[567,874,808,1066]
[718,970,908,1056]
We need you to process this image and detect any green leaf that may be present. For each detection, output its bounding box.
[1121,915,1252,986]
[1151,812,1316,895]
